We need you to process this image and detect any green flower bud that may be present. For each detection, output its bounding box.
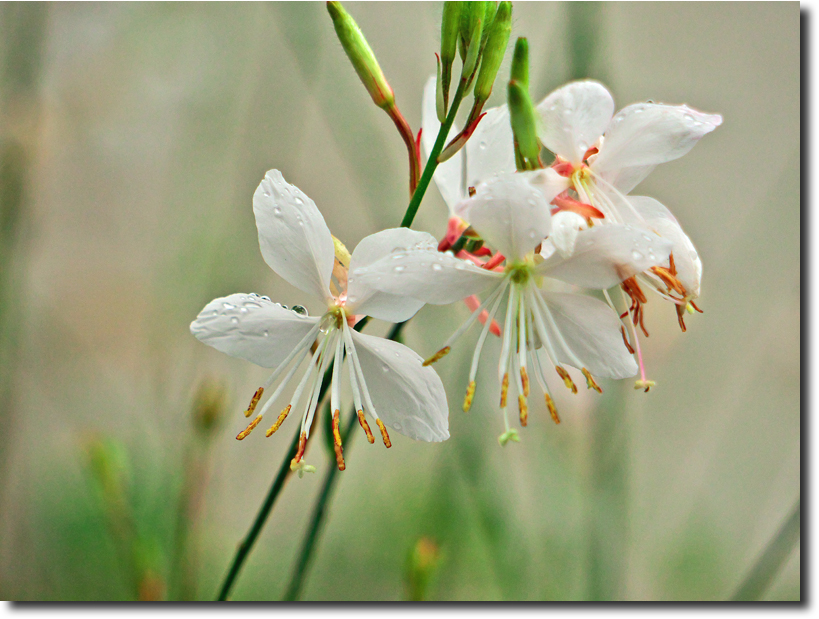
[508,79,541,170]
[473,1,512,105]
[459,1,487,63]
[510,36,529,90]
[440,1,461,110]
[191,377,228,437]
[327,1,395,110]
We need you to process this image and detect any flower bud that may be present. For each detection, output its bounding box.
[439,1,461,113]
[473,1,512,105]
[458,1,488,65]
[405,537,442,601]
[508,80,541,170]
[326,1,395,110]
[510,36,529,90]
[191,377,228,437]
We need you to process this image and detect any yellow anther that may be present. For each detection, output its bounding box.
[332,409,345,471]
[499,373,510,408]
[544,393,560,424]
[236,414,263,440]
[423,346,450,367]
[520,367,530,397]
[634,379,656,393]
[244,387,264,417]
[266,404,291,437]
[357,410,375,444]
[582,368,602,394]
[555,366,578,394]
[518,395,528,427]
[376,419,392,448]
[463,380,477,412]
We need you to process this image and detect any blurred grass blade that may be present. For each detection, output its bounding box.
[730,500,800,601]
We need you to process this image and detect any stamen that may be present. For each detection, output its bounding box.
[423,346,450,367]
[634,379,656,392]
[266,404,291,437]
[518,395,528,427]
[376,419,392,448]
[649,265,686,296]
[467,281,509,385]
[520,367,530,397]
[332,409,345,471]
[244,387,264,418]
[582,368,603,393]
[544,393,560,424]
[555,366,578,394]
[689,301,703,313]
[500,373,510,407]
[262,320,323,390]
[357,410,375,444]
[290,431,307,468]
[676,303,688,332]
[621,276,649,337]
[236,414,263,440]
[463,380,476,412]
[620,326,635,354]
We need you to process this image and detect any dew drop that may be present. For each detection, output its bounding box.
[394,265,405,273]
[391,253,405,260]
[294,197,304,205]
[381,365,390,373]
[262,296,271,302]
[632,250,643,260]
[432,263,443,271]
[291,305,308,316]
[230,316,240,325]
[222,302,235,310]
[479,141,487,150]
[642,234,653,242]
[263,330,269,337]
[239,307,248,314]
[393,422,402,430]
[273,206,282,218]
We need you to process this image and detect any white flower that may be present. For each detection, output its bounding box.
[191,170,449,473]
[352,173,672,442]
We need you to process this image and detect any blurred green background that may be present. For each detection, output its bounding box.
[0,1,799,601]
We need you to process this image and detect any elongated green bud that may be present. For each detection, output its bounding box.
[473,1,511,105]
[510,36,529,90]
[508,80,540,169]
[440,1,461,110]
[459,1,487,62]
[327,1,394,109]
[481,2,499,48]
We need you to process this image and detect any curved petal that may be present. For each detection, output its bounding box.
[351,244,502,305]
[464,103,516,190]
[456,173,552,261]
[423,76,466,214]
[538,224,672,289]
[538,290,637,379]
[549,210,588,258]
[593,103,722,175]
[352,330,449,442]
[629,196,702,297]
[536,80,614,165]
[346,228,432,321]
[527,167,571,204]
[253,170,335,302]
[190,293,320,368]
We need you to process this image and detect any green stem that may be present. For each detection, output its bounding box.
[730,499,801,601]
[282,321,406,601]
[400,77,467,228]
[216,426,302,601]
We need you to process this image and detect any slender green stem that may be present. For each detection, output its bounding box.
[216,426,302,601]
[400,77,467,228]
[282,321,406,601]
[730,499,801,601]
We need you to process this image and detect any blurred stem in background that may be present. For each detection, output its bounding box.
[730,499,800,601]
[566,2,604,81]
[0,1,47,506]
[84,436,165,600]
[170,379,228,600]
[404,537,442,601]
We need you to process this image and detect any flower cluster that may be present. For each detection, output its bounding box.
[191,72,719,462]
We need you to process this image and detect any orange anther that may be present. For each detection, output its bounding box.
[520,367,530,397]
[376,419,392,448]
[266,404,291,437]
[582,368,602,394]
[357,410,375,444]
[500,373,510,408]
[244,387,264,418]
[332,409,345,471]
[463,380,476,412]
[555,366,577,394]
[291,432,307,467]
[544,394,560,424]
[518,395,528,427]
[620,326,635,354]
[236,414,263,440]
[423,346,450,367]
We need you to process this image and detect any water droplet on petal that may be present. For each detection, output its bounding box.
[479,141,487,150]
[291,305,308,316]
[230,316,240,325]
[263,330,269,337]
[381,364,390,373]
[294,197,304,205]
[632,250,643,260]
[432,263,442,271]
[222,302,235,310]
[394,265,405,273]
[393,422,402,430]
[273,206,282,217]
[239,307,248,314]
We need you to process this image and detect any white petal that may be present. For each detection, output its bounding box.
[593,103,722,176]
[190,293,320,368]
[539,290,637,379]
[464,103,516,190]
[423,76,466,214]
[549,211,588,258]
[527,167,571,204]
[352,243,502,305]
[346,228,431,322]
[629,196,702,297]
[536,81,615,165]
[351,330,449,442]
[538,224,672,289]
[456,173,552,261]
[253,170,335,302]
